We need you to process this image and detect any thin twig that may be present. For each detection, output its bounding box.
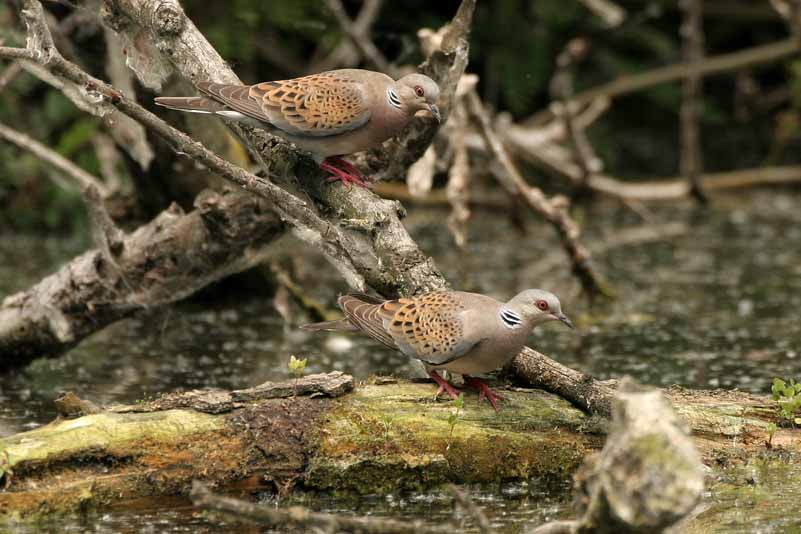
[324,0,393,75]
[679,0,707,203]
[190,480,451,533]
[0,119,109,196]
[0,61,23,92]
[446,100,471,249]
[447,484,492,534]
[528,38,800,125]
[550,39,602,198]
[578,0,626,27]
[310,0,384,73]
[466,90,612,299]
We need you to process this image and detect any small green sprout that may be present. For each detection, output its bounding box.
[379,414,395,442]
[771,378,801,425]
[446,393,465,452]
[765,422,777,449]
[288,355,308,396]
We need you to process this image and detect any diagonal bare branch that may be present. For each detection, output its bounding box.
[0,119,109,196]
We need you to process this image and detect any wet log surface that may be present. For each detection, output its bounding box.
[1,372,798,524]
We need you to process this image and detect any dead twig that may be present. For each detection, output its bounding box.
[309,0,384,73]
[446,100,471,249]
[529,38,800,125]
[190,480,451,533]
[0,61,23,92]
[679,0,708,203]
[466,91,613,300]
[550,38,603,198]
[0,120,110,196]
[447,484,492,534]
[324,0,393,75]
[578,0,626,27]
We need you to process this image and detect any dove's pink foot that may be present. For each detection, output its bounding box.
[320,157,368,188]
[428,370,462,400]
[463,376,505,413]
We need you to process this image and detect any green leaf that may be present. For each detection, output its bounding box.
[288,355,307,376]
[772,378,786,400]
[56,119,99,157]
[454,393,465,410]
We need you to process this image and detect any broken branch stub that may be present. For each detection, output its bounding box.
[532,378,705,533]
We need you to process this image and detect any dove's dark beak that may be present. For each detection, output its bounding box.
[427,103,441,123]
[555,313,574,330]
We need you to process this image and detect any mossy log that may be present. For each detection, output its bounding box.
[0,373,798,525]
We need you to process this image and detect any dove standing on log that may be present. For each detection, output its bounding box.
[155,69,441,187]
[302,289,574,412]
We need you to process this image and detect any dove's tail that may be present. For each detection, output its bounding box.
[300,318,358,332]
[154,96,224,114]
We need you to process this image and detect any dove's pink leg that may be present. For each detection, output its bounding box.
[428,370,462,400]
[328,157,366,181]
[320,157,368,188]
[463,376,505,413]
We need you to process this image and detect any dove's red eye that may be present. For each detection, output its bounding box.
[415,86,424,97]
[536,300,549,311]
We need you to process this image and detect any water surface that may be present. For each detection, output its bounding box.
[2,190,800,532]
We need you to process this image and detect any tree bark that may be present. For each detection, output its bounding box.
[0,188,283,368]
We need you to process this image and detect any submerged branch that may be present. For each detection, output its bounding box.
[191,480,452,533]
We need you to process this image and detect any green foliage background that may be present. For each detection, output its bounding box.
[1,0,800,233]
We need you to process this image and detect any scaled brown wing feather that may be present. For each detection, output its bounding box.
[385,293,478,366]
[250,72,371,137]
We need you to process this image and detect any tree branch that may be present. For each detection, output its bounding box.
[324,0,393,75]
[529,38,800,125]
[0,119,109,196]
[679,0,708,203]
[467,90,613,300]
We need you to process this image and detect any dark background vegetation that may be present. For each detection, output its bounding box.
[1,0,799,233]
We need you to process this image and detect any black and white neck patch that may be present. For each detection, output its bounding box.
[387,88,402,109]
[499,307,523,329]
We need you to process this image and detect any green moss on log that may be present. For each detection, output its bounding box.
[305,383,602,493]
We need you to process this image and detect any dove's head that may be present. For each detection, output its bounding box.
[506,289,574,329]
[395,73,441,122]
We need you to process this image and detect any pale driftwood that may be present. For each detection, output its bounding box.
[111,372,354,415]
[531,380,705,534]
[0,185,283,368]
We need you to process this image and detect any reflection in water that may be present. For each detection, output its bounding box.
[1,191,800,532]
